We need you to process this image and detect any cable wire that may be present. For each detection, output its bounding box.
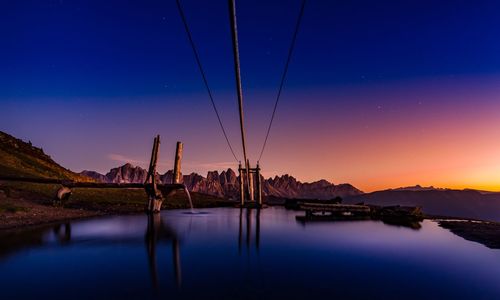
[258,0,307,162]
[176,0,240,162]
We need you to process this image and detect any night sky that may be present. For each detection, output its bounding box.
[2,0,500,191]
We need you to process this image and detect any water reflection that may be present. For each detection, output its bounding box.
[0,223,73,260]
[145,213,182,292]
[53,223,72,244]
[238,208,261,254]
[2,208,500,299]
[296,215,423,230]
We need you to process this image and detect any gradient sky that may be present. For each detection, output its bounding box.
[1,0,500,192]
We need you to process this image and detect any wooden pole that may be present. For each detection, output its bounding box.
[247,160,254,202]
[256,163,262,206]
[173,141,183,184]
[229,0,251,193]
[145,135,163,213]
[238,162,244,206]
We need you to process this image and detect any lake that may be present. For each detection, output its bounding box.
[1,207,500,299]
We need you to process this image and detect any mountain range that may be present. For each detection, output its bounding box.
[80,163,363,200]
[4,130,500,221]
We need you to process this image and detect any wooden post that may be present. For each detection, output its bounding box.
[145,135,163,213]
[173,141,183,184]
[247,160,254,202]
[239,162,244,206]
[256,163,262,207]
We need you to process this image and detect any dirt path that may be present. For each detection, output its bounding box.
[0,193,103,230]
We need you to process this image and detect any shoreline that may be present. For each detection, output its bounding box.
[0,184,234,231]
[3,190,500,251]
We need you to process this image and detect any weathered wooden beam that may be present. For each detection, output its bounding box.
[145,135,163,213]
[145,135,159,185]
[173,141,183,184]
[0,176,185,190]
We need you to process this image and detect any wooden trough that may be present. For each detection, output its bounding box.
[297,202,424,225]
[299,203,371,219]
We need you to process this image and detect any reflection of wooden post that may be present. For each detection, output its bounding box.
[239,162,244,206]
[247,160,254,202]
[146,213,160,290]
[173,239,182,288]
[173,142,183,184]
[238,208,243,254]
[246,208,251,249]
[256,163,262,206]
[255,208,260,251]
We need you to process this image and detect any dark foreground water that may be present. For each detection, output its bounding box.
[1,207,500,299]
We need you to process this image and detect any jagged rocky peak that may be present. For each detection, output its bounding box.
[220,168,238,185]
[207,170,219,181]
[106,163,148,183]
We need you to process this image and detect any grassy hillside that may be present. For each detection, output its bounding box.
[0,131,91,181]
[0,131,230,218]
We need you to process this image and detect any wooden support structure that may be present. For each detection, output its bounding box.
[238,162,263,208]
[173,141,183,184]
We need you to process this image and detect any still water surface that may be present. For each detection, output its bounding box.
[1,207,500,299]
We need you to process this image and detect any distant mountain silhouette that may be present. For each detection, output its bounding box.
[81,163,363,200]
[345,189,500,222]
[389,185,445,191]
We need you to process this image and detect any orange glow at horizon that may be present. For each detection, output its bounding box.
[252,76,500,192]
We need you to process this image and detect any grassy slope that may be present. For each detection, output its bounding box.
[0,131,229,212]
[0,131,91,181]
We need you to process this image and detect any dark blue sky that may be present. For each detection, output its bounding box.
[2,0,499,99]
[1,0,500,190]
